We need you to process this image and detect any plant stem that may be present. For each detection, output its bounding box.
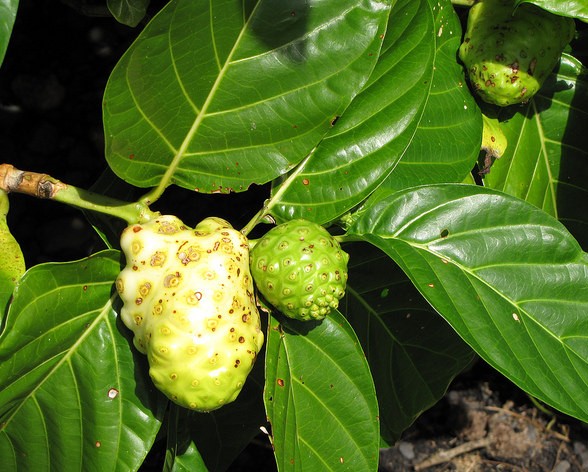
[0,164,158,224]
[334,234,365,244]
[240,206,273,237]
[451,0,475,6]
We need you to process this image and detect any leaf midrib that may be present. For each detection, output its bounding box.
[1,295,117,431]
[149,0,263,197]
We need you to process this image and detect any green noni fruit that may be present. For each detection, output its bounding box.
[458,0,575,106]
[250,219,349,321]
[116,215,264,412]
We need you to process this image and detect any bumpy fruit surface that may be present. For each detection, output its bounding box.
[116,215,264,412]
[459,0,575,106]
[250,219,349,321]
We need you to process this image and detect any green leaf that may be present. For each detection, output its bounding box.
[0,251,166,471]
[107,0,150,27]
[266,0,480,224]
[0,0,18,67]
[344,242,475,444]
[266,0,435,224]
[381,0,481,191]
[0,191,25,316]
[103,0,391,194]
[264,310,379,471]
[515,0,588,21]
[348,184,588,423]
[483,54,588,248]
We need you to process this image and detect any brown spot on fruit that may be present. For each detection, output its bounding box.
[150,251,166,267]
[115,278,124,293]
[164,272,181,287]
[139,282,151,297]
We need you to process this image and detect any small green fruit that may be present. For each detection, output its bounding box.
[459,0,575,106]
[250,219,349,321]
[116,215,264,412]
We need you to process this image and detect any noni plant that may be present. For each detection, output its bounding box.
[0,1,587,471]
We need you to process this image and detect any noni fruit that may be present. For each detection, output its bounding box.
[116,215,264,412]
[458,0,575,106]
[250,219,349,321]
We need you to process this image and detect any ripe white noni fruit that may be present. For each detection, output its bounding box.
[116,215,264,412]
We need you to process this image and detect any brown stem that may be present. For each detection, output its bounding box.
[0,163,157,224]
[0,164,66,199]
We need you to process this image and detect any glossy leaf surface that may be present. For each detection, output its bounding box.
[483,55,588,248]
[264,310,379,471]
[381,0,481,191]
[343,242,475,444]
[516,0,588,21]
[266,0,480,224]
[0,251,166,471]
[349,184,588,423]
[103,0,391,194]
[266,0,434,224]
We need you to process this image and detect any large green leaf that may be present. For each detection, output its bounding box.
[266,0,434,224]
[103,0,391,194]
[0,0,18,67]
[266,0,480,224]
[0,251,166,471]
[264,310,379,471]
[483,55,588,248]
[344,242,475,445]
[381,0,481,191]
[348,184,588,423]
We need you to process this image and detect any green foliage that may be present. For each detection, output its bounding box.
[0,0,18,66]
[265,311,379,470]
[0,252,166,470]
[483,54,588,246]
[1,0,587,470]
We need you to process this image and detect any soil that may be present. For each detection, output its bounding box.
[378,361,588,472]
[2,2,588,472]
